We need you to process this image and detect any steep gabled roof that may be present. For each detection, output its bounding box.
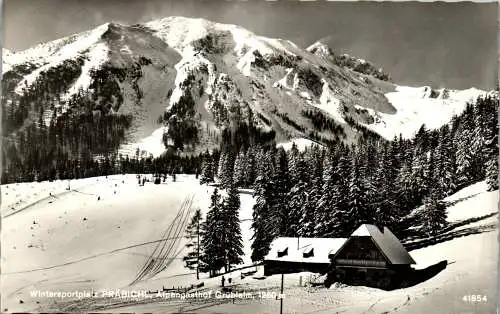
[349,224,416,265]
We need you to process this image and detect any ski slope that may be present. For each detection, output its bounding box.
[1,176,496,313]
[1,175,219,312]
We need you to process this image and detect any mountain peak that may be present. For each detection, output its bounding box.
[306,41,332,57]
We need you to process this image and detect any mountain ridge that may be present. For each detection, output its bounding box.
[2,16,493,158]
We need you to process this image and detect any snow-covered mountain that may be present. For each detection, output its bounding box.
[2,17,493,157]
[358,85,495,140]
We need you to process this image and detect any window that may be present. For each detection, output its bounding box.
[277,247,288,258]
[303,248,314,258]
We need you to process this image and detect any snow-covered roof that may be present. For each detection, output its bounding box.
[265,237,348,264]
[348,224,416,265]
[266,225,415,266]
[351,224,372,236]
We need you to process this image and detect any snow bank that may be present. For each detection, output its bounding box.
[444,181,498,222]
[408,180,498,223]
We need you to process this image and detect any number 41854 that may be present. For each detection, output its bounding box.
[462,295,487,302]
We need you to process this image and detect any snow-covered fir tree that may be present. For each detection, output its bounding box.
[183,208,203,279]
[421,194,448,236]
[298,146,323,237]
[286,180,309,237]
[232,150,247,187]
[368,143,399,229]
[273,147,291,236]
[411,152,428,201]
[344,156,371,235]
[199,154,214,184]
[315,146,339,236]
[434,126,456,197]
[483,96,499,190]
[396,161,417,211]
[217,149,236,188]
[454,105,476,185]
[423,147,435,194]
[286,143,303,187]
[200,188,225,277]
[251,149,279,262]
[221,184,244,271]
[243,146,257,187]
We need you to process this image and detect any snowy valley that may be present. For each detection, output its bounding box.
[1,14,498,314]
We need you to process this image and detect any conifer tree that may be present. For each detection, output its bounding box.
[287,143,302,186]
[454,104,476,185]
[221,184,244,271]
[254,148,276,183]
[328,147,352,235]
[251,156,279,262]
[218,149,235,188]
[244,146,257,187]
[421,194,448,237]
[232,150,247,187]
[286,180,309,236]
[200,154,214,184]
[183,208,203,279]
[423,147,435,196]
[411,152,428,200]
[471,97,487,178]
[315,147,339,236]
[368,143,399,229]
[298,146,323,237]
[434,126,456,197]
[273,147,291,235]
[483,96,499,191]
[200,189,225,277]
[344,156,371,235]
[396,161,416,211]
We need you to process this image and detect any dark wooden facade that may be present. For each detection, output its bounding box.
[334,237,387,267]
[329,236,412,290]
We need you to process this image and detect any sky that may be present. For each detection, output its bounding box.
[2,0,498,90]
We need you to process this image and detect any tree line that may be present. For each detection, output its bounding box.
[197,95,498,262]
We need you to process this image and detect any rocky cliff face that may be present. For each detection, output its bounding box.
[2,17,490,158]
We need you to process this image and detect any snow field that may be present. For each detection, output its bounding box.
[1,175,497,313]
[362,85,490,140]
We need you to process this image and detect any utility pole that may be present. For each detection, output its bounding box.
[279,274,284,314]
[196,215,200,280]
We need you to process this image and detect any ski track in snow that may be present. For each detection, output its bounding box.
[1,174,497,313]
